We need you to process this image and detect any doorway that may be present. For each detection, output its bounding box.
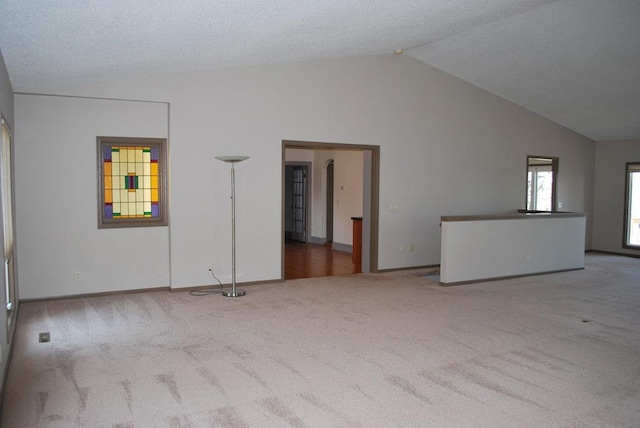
[284,163,310,242]
[282,140,379,280]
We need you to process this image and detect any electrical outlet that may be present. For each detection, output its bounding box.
[409,243,415,252]
[74,271,82,281]
[134,267,140,277]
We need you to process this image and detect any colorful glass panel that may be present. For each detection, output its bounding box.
[103,145,160,219]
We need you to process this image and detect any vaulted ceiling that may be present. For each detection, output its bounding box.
[1,0,638,141]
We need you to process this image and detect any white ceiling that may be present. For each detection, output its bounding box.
[1,0,638,141]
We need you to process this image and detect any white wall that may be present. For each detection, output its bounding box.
[311,150,333,241]
[15,95,170,299]
[332,151,364,246]
[592,140,640,256]
[285,149,313,163]
[0,47,14,395]
[0,52,12,127]
[14,54,596,297]
[441,215,586,284]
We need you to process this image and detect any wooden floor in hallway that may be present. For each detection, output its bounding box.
[285,240,355,279]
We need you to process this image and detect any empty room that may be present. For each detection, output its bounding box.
[0,1,639,426]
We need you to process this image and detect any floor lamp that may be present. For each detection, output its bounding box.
[215,155,249,297]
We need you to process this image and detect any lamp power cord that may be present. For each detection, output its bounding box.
[189,269,224,296]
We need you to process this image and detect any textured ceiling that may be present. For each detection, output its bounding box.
[1,0,638,141]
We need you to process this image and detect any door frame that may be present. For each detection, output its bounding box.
[326,159,334,244]
[282,140,380,279]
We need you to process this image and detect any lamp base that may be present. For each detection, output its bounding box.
[222,289,246,297]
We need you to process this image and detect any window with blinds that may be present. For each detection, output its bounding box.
[1,118,13,262]
[1,115,16,330]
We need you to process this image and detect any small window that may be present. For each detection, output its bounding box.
[526,156,558,211]
[97,137,168,228]
[527,165,552,211]
[624,162,640,248]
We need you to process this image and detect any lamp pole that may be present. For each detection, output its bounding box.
[215,156,249,297]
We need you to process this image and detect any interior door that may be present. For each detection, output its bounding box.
[291,166,306,242]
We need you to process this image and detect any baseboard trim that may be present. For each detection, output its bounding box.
[309,236,326,245]
[588,249,640,259]
[332,242,352,253]
[376,264,440,273]
[18,278,289,303]
[439,267,585,286]
[170,278,283,292]
[19,286,171,303]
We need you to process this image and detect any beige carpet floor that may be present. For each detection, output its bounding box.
[1,253,639,427]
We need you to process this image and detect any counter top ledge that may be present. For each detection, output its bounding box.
[441,211,586,222]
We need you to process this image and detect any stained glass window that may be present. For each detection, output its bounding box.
[97,137,167,228]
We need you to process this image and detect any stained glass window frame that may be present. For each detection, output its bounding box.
[97,136,168,229]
